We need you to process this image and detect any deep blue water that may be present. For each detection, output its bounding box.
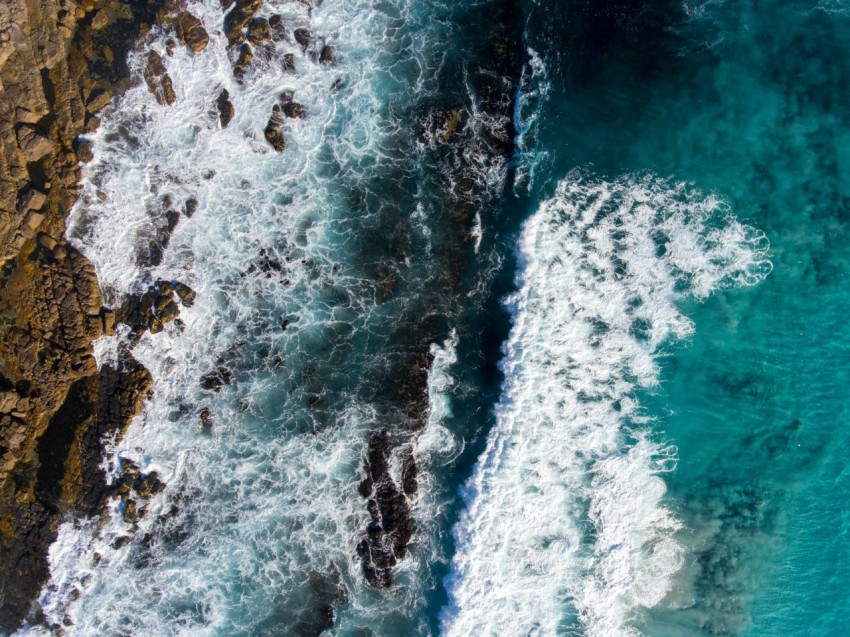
[19,0,850,635]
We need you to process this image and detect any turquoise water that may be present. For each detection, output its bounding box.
[513,0,850,634]
[18,0,850,635]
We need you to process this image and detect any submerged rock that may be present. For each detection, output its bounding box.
[269,14,287,41]
[294,28,311,50]
[318,45,335,65]
[264,108,286,152]
[200,366,233,392]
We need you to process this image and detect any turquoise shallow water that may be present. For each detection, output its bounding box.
[513,0,850,634]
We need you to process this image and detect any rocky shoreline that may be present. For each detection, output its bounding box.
[0,0,522,629]
[0,0,178,631]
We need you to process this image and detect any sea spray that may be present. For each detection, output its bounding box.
[442,172,771,637]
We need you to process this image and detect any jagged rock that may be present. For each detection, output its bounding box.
[118,280,188,340]
[294,28,311,50]
[356,430,415,588]
[401,451,418,495]
[143,50,176,106]
[282,101,304,119]
[216,88,234,128]
[318,45,335,65]
[133,471,164,498]
[73,137,94,163]
[269,14,287,41]
[85,88,110,113]
[200,366,232,392]
[177,12,209,53]
[16,123,54,161]
[281,53,296,73]
[123,499,138,523]
[232,43,253,80]
[17,188,47,213]
[264,107,286,152]
[223,0,264,48]
[247,17,270,45]
[173,281,196,306]
[0,0,171,630]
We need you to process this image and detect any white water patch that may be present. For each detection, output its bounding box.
[513,46,551,195]
[23,0,469,634]
[416,331,461,464]
[442,172,771,637]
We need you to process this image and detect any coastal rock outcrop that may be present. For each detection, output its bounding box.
[176,11,209,52]
[223,0,263,48]
[356,430,416,588]
[144,49,176,106]
[0,0,171,630]
[217,88,235,127]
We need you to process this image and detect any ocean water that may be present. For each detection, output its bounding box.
[14,0,850,635]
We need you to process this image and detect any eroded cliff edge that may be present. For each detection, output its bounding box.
[0,0,169,631]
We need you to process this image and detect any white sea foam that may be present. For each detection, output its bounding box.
[513,46,551,195]
[442,172,771,637]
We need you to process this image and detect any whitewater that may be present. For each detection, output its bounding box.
[442,174,771,637]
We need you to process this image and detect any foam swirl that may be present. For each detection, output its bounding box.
[442,172,771,637]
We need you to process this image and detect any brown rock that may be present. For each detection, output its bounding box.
[232,43,253,80]
[16,124,54,161]
[223,0,264,48]
[143,51,176,106]
[90,9,109,31]
[73,137,94,163]
[18,188,47,213]
[247,17,270,45]
[264,107,286,152]
[173,282,196,306]
[177,12,209,53]
[0,0,172,629]
[86,88,111,113]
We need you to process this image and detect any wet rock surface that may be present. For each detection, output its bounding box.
[223,0,263,48]
[217,88,235,127]
[0,0,170,630]
[117,279,195,341]
[143,50,176,106]
[176,11,209,52]
[356,430,416,588]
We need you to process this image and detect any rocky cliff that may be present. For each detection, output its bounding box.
[0,0,167,631]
